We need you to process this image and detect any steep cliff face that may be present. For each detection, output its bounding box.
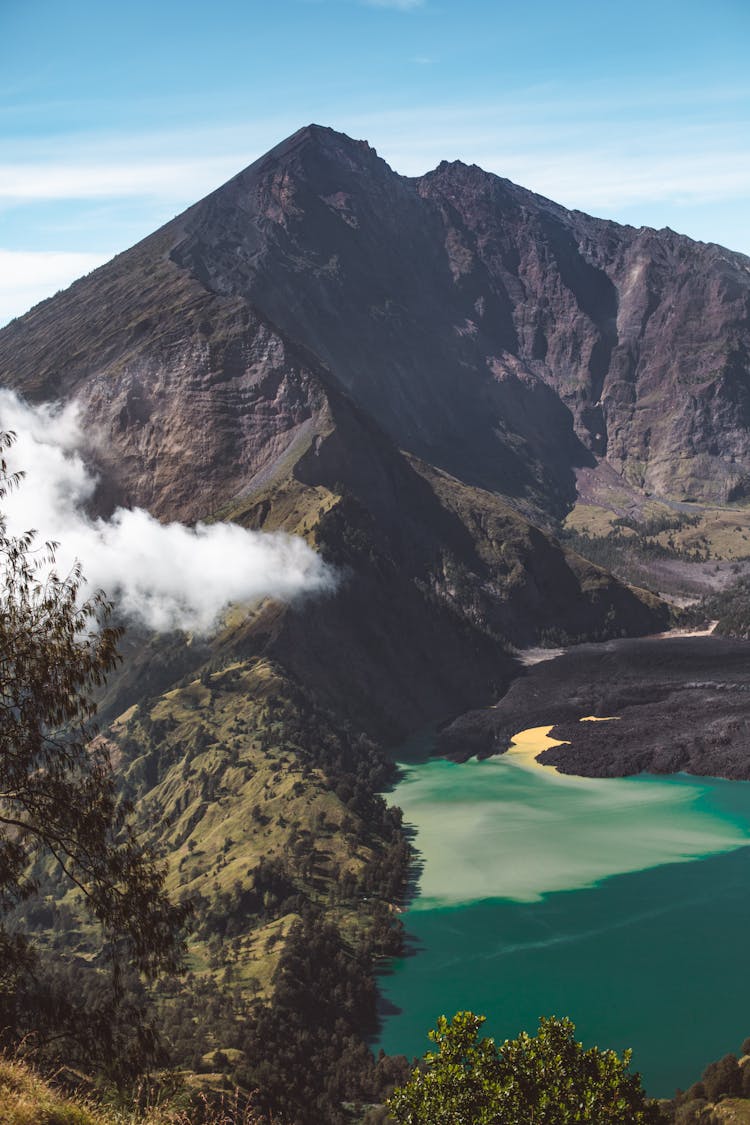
[419,162,750,502]
[168,127,588,517]
[0,238,329,522]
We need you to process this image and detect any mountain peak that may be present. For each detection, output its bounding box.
[240,123,383,179]
[3,123,750,513]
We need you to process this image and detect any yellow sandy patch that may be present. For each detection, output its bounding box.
[507,717,621,773]
[506,725,569,773]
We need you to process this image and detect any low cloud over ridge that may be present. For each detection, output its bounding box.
[0,390,336,634]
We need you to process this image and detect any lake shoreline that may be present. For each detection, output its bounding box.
[438,634,750,781]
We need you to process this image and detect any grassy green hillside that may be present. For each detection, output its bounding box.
[20,646,410,1123]
[114,656,406,997]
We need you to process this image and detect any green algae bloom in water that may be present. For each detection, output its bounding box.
[377,727,750,1096]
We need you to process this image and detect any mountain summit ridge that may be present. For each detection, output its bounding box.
[174,124,750,508]
[3,123,748,509]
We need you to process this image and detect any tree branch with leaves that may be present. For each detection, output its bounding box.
[0,429,189,1072]
[388,1011,666,1124]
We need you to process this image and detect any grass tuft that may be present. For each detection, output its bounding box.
[0,1054,273,1125]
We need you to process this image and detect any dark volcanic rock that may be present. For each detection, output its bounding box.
[169,126,587,516]
[171,124,750,507]
[439,635,750,779]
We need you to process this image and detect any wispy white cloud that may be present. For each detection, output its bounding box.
[0,249,111,324]
[382,127,750,210]
[0,156,242,203]
[0,391,336,634]
[4,101,748,215]
[500,148,750,212]
[342,101,750,215]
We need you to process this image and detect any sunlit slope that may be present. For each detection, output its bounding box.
[105,656,405,1005]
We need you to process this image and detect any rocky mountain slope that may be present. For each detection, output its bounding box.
[4,123,749,1121]
[0,124,677,738]
[3,124,749,521]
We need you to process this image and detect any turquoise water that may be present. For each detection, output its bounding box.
[376,742,750,1096]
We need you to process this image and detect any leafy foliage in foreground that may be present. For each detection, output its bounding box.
[388,1011,665,1124]
[0,432,189,1073]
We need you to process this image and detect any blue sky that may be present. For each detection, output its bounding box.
[1,0,748,324]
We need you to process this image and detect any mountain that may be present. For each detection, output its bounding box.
[5,124,748,516]
[0,124,674,739]
[7,123,749,1121]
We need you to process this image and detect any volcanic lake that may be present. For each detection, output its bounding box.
[376,724,750,1096]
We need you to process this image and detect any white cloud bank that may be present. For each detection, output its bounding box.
[0,391,336,634]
